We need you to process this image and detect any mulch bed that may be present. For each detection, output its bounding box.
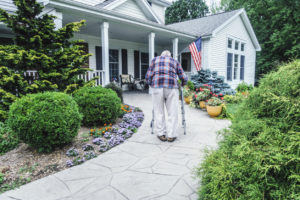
[0,108,144,194]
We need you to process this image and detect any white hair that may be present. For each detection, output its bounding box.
[161,50,171,57]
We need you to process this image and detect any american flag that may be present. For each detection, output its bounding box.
[189,37,202,71]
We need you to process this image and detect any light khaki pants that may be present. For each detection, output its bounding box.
[152,88,179,138]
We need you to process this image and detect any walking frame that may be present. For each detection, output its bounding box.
[150,87,187,135]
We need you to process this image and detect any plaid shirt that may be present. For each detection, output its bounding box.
[145,56,188,89]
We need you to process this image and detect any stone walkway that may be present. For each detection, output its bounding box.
[0,92,230,200]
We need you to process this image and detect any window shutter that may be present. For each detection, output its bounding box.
[240,55,245,80]
[122,49,128,74]
[95,46,102,70]
[227,53,233,81]
[134,50,140,79]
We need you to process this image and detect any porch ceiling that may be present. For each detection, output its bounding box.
[62,11,192,47]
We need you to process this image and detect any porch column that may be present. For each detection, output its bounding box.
[148,32,155,64]
[172,38,178,61]
[101,22,109,85]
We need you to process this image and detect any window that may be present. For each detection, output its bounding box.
[181,53,191,72]
[109,49,119,82]
[235,41,239,50]
[240,55,245,80]
[141,52,149,79]
[233,54,239,80]
[241,43,245,51]
[227,53,233,81]
[0,37,14,45]
[228,39,233,48]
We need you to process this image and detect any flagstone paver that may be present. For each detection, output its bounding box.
[0,92,230,200]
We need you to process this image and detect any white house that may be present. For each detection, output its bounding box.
[0,0,261,88]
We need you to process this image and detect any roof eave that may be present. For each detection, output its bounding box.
[48,0,197,39]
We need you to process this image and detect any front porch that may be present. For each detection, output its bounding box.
[54,2,197,86]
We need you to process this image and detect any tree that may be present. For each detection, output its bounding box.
[0,0,91,121]
[218,0,300,80]
[165,0,209,24]
[0,0,90,93]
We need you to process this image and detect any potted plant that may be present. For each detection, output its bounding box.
[206,97,223,117]
[183,87,192,104]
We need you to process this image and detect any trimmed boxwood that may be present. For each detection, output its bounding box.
[105,82,123,103]
[197,60,300,199]
[0,122,19,155]
[7,92,82,153]
[73,86,121,126]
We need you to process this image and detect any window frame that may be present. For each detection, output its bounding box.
[226,36,246,82]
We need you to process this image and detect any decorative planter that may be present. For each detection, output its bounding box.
[206,105,222,117]
[184,96,191,104]
[199,101,206,109]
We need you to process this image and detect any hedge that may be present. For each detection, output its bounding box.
[196,60,300,199]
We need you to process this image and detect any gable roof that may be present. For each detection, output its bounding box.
[96,0,163,24]
[168,9,241,37]
[167,9,261,51]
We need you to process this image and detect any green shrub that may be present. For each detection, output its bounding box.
[187,80,194,91]
[197,60,300,199]
[0,172,4,185]
[223,93,245,104]
[105,82,123,102]
[7,92,82,153]
[0,122,19,154]
[73,86,121,126]
[236,81,254,92]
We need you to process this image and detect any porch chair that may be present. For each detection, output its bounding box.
[120,74,134,90]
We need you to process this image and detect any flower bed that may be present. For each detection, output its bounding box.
[65,105,144,168]
[0,105,144,194]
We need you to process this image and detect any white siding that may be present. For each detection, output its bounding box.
[208,15,256,88]
[113,0,149,21]
[151,3,165,24]
[72,0,105,6]
[0,0,17,12]
[0,0,48,12]
[72,33,164,78]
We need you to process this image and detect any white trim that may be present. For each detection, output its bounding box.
[139,0,162,24]
[49,0,197,40]
[212,9,261,51]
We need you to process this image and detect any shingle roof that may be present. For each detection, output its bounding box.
[167,9,242,37]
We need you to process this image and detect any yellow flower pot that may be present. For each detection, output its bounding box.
[206,105,222,117]
[184,96,192,104]
[199,101,206,109]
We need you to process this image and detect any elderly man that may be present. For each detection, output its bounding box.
[145,50,188,142]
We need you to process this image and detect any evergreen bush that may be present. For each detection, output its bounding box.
[0,122,19,154]
[73,86,121,126]
[236,82,254,92]
[196,60,300,199]
[7,92,82,152]
[191,69,235,95]
[105,83,123,103]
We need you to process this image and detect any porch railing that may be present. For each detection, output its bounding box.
[24,70,105,87]
[78,70,105,86]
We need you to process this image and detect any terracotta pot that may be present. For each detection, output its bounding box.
[206,105,222,117]
[199,101,206,109]
[184,96,191,104]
